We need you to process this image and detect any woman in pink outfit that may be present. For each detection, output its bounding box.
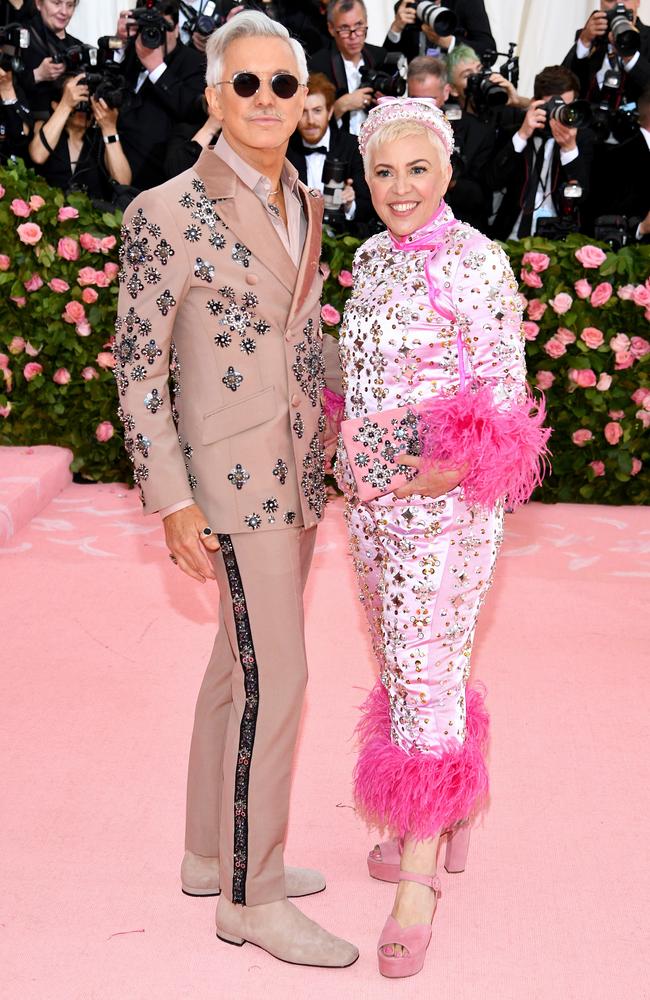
[334,97,546,978]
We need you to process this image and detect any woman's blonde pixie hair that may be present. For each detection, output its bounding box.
[205,11,309,89]
[362,120,450,176]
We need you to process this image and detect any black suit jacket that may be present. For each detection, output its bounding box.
[286,125,374,230]
[308,42,386,132]
[586,129,650,236]
[563,19,650,103]
[117,41,206,191]
[384,0,496,60]
[20,13,82,116]
[487,125,595,241]
[446,113,495,231]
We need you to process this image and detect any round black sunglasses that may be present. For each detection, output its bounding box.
[218,71,304,100]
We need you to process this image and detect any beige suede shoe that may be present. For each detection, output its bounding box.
[181,851,327,898]
[215,896,359,968]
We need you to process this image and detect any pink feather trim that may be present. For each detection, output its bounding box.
[418,385,551,510]
[353,682,489,840]
[322,387,345,424]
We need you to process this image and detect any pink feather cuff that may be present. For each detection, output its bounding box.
[353,682,490,840]
[418,385,551,510]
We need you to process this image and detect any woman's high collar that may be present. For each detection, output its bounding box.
[387,201,456,253]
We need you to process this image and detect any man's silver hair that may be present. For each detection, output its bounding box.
[206,11,308,88]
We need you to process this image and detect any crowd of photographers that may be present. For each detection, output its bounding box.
[0,0,648,244]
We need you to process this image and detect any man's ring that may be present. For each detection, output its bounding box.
[202,526,214,537]
[169,553,177,564]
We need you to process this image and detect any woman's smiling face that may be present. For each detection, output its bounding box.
[367,131,452,237]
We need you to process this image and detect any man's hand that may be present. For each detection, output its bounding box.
[163,503,220,583]
[34,56,65,84]
[489,72,524,108]
[422,24,454,49]
[136,35,165,73]
[60,73,89,112]
[340,178,355,207]
[579,10,608,48]
[393,455,465,500]
[335,86,374,117]
[549,118,577,152]
[91,96,119,133]
[638,208,650,238]
[390,0,417,34]
[191,30,208,53]
[517,99,547,142]
[116,9,133,42]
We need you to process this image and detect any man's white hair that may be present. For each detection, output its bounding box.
[205,11,308,88]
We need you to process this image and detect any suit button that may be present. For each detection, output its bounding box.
[290,393,300,407]
[246,273,259,285]
[285,332,292,342]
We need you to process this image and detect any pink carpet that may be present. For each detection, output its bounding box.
[0,445,72,545]
[1,480,648,1000]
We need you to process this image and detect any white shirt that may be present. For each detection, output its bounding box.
[178,0,203,46]
[342,55,366,136]
[302,127,356,219]
[575,36,641,87]
[509,132,579,239]
[135,62,167,94]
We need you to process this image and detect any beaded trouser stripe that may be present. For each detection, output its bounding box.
[217,533,260,906]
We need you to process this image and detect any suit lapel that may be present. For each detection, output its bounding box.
[194,149,297,294]
[287,182,323,327]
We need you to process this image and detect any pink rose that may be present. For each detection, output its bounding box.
[48,278,70,293]
[520,268,543,288]
[590,282,613,308]
[95,421,115,443]
[549,292,573,315]
[631,387,650,406]
[82,287,99,304]
[58,205,79,222]
[321,304,341,325]
[527,299,547,321]
[24,343,40,358]
[0,402,12,419]
[337,269,353,287]
[544,338,566,358]
[589,461,605,477]
[631,458,643,476]
[11,296,26,308]
[24,273,43,293]
[574,279,592,299]
[23,362,43,381]
[77,266,98,287]
[53,367,71,385]
[632,285,650,308]
[604,421,623,445]
[0,353,8,370]
[636,410,650,429]
[94,270,110,287]
[617,284,635,301]
[0,254,10,271]
[608,410,625,419]
[96,351,115,369]
[580,326,604,349]
[57,237,80,261]
[523,321,539,341]
[556,327,576,345]
[11,198,31,218]
[62,300,86,325]
[596,373,612,391]
[0,184,4,198]
[81,366,99,381]
[79,232,102,253]
[8,336,25,354]
[17,222,43,245]
[575,245,607,268]
[572,429,593,446]
[615,351,634,370]
[522,251,550,273]
[569,368,597,388]
[100,235,117,252]
[29,195,46,212]
[609,333,630,353]
[535,370,555,390]
[631,337,650,359]
[76,321,92,338]
[103,262,119,281]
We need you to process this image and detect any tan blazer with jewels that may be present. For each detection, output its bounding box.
[114,147,340,533]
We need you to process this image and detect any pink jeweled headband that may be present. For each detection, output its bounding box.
[358,96,454,160]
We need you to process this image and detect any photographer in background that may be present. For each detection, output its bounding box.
[21,0,83,117]
[446,42,529,129]
[1,0,34,25]
[0,60,32,162]
[163,95,220,177]
[487,66,594,240]
[117,0,205,190]
[309,0,385,135]
[28,71,131,197]
[385,0,495,61]
[563,1,650,104]
[407,54,493,230]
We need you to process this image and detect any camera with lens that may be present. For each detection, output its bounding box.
[81,63,126,112]
[56,42,126,112]
[539,95,591,138]
[594,214,629,250]
[589,61,639,142]
[466,50,507,115]
[607,2,640,57]
[360,53,408,98]
[127,1,174,50]
[406,2,458,37]
[536,180,584,239]
[0,22,30,74]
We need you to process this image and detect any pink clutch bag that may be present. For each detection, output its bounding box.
[340,405,420,501]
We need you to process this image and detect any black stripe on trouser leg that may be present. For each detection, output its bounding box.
[217,533,260,906]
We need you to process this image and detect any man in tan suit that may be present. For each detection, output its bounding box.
[114,10,356,969]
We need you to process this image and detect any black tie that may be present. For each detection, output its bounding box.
[303,145,328,155]
[518,137,546,239]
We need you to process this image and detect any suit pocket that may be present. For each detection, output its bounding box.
[201,385,277,445]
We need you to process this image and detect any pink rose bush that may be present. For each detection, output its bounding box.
[53,368,71,385]
[522,251,550,273]
[0,254,11,270]
[575,245,607,268]
[590,282,613,308]
[57,236,80,261]
[549,292,573,315]
[17,222,43,245]
[604,421,623,445]
[11,198,31,218]
[62,300,86,325]
[95,421,115,443]
[544,338,566,358]
[48,278,70,293]
[527,299,547,321]
[24,274,44,293]
[572,429,593,446]
[580,327,604,349]
[321,304,341,325]
[520,268,543,289]
[23,362,43,381]
[596,373,612,391]
[522,321,539,341]
[574,279,592,299]
[58,206,79,222]
[337,269,353,287]
[569,368,597,388]
[535,370,555,390]
[589,461,605,477]
[555,327,576,345]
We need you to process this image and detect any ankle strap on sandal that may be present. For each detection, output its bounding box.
[398,872,441,891]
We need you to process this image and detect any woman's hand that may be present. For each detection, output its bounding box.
[34,56,65,84]
[393,454,466,500]
[60,73,89,112]
[91,96,119,134]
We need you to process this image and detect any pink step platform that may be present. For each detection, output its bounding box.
[0,445,73,546]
